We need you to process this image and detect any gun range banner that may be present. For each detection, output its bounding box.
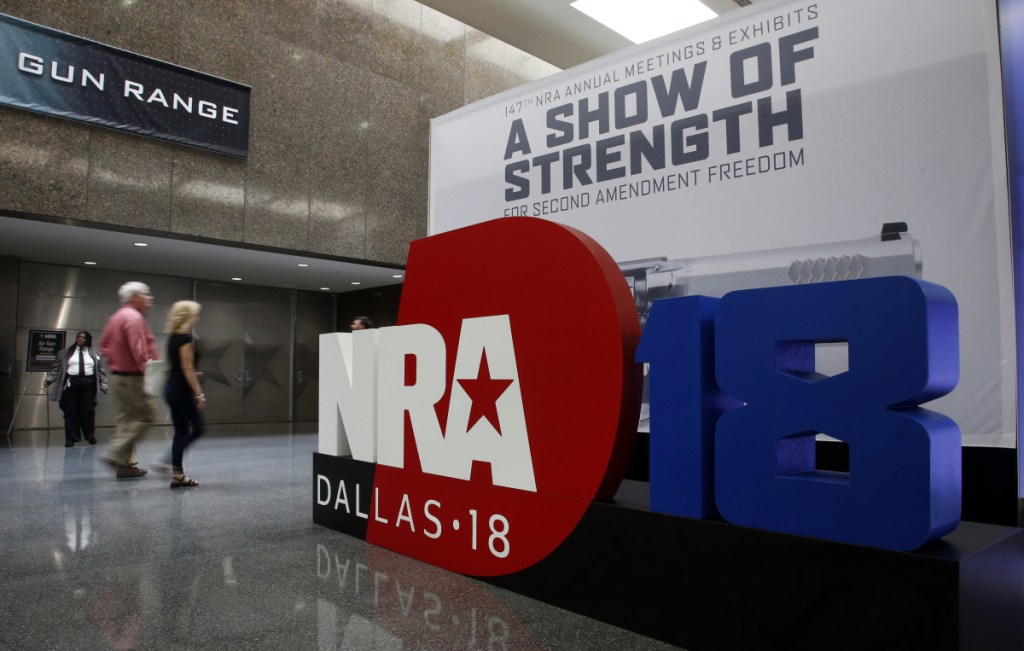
[0,12,250,157]
[429,0,1016,448]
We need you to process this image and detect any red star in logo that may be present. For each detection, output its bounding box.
[457,351,514,434]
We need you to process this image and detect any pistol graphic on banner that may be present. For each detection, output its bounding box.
[619,223,921,324]
[618,222,922,430]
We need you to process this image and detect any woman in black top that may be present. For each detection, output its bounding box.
[44,331,109,446]
[162,301,205,487]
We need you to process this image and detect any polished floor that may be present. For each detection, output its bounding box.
[0,426,683,650]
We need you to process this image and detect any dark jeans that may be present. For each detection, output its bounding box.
[60,376,97,444]
[163,382,204,473]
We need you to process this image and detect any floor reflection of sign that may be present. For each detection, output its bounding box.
[27,330,65,372]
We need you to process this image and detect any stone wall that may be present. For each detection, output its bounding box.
[0,0,558,264]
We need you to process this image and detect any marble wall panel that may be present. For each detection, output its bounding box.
[317,0,373,68]
[170,146,247,241]
[178,0,254,85]
[249,34,317,149]
[464,28,513,104]
[366,190,425,264]
[371,0,423,87]
[309,56,373,148]
[510,50,560,90]
[255,0,318,50]
[307,54,372,258]
[364,73,425,263]
[0,109,90,219]
[418,6,465,100]
[244,137,311,250]
[0,0,113,44]
[365,154,427,264]
[418,90,461,170]
[85,130,174,231]
[100,0,184,64]
[369,73,420,151]
[308,152,368,259]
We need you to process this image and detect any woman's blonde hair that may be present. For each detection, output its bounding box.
[166,300,202,334]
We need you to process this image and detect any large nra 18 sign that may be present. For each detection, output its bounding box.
[315,218,961,576]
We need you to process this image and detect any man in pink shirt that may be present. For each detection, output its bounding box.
[99,281,159,478]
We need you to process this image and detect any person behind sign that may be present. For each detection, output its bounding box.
[44,331,109,447]
[98,281,159,478]
[159,301,205,488]
[350,316,374,330]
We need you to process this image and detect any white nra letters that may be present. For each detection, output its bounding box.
[318,315,537,492]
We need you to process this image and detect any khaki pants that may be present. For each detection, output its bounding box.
[104,374,155,467]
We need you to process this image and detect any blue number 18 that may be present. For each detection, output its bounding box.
[642,276,961,551]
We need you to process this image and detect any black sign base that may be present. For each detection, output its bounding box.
[313,456,1024,650]
[313,453,375,540]
[487,480,1024,651]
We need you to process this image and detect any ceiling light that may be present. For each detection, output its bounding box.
[231,277,242,281]
[571,0,716,43]
[133,242,148,247]
[84,261,97,266]
[392,274,403,278]
[320,287,330,291]
[351,281,361,285]
[298,263,309,267]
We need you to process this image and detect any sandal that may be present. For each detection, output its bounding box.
[170,475,199,488]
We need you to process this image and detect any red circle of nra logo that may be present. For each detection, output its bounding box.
[316,218,642,576]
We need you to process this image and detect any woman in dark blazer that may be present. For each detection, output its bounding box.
[44,331,109,447]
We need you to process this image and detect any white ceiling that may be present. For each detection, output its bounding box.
[419,0,756,69]
[0,0,757,293]
[0,215,405,292]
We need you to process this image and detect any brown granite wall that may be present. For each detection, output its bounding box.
[0,0,558,265]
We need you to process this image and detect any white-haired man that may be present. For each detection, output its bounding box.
[98,281,158,478]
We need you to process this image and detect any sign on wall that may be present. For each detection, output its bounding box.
[27,329,64,372]
[0,13,250,157]
[428,0,1016,448]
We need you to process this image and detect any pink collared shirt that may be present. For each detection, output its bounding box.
[99,305,158,373]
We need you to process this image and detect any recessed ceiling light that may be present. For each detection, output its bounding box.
[392,274,403,278]
[320,287,330,291]
[231,277,242,281]
[351,281,361,285]
[84,261,97,266]
[133,242,148,247]
[571,0,716,43]
[297,263,309,267]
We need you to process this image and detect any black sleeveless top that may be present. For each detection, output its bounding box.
[167,333,200,389]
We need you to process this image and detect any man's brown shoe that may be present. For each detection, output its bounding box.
[116,465,148,479]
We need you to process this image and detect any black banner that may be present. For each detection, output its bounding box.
[27,330,65,372]
[0,13,250,157]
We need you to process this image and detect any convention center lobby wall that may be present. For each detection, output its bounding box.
[0,0,557,429]
[0,0,557,263]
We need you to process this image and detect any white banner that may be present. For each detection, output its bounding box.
[429,0,1015,447]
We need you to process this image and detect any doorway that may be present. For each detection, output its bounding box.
[294,291,335,422]
[194,283,293,425]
